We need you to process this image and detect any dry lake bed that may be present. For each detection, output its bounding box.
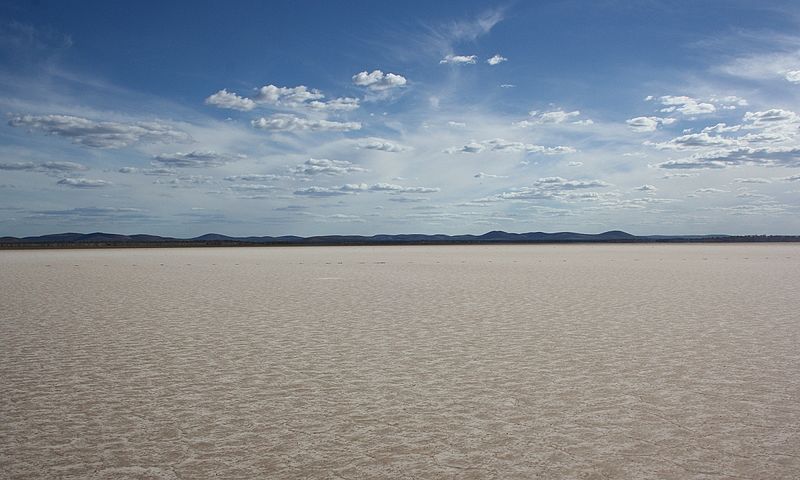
[1,244,799,479]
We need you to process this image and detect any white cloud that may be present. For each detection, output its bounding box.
[0,162,37,170]
[786,70,800,84]
[307,97,360,111]
[291,158,367,176]
[500,84,515,88]
[447,121,466,127]
[651,132,743,150]
[495,177,611,201]
[780,174,800,182]
[255,85,324,105]
[444,138,575,155]
[40,161,89,172]
[568,161,583,167]
[368,183,439,193]
[514,109,588,127]
[716,50,800,82]
[223,174,289,182]
[701,123,741,134]
[742,109,799,129]
[8,114,191,148]
[656,159,727,170]
[251,114,361,132]
[352,70,407,91]
[696,187,728,194]
[710,95,749,109]
[626,116,677,132]
[656,146,800,169]
[357,139,409,152]
[440,54,477,65]
[227,183,280,192]
[474,172,508,179]
[0,161,88,172]
[205,84,360,112]
[733,177,771,184]
[487,54,507,65]
[634,184,657,191]
[56,177,111,188]
[294,183,438,196]
[204,89,256,111]
[153,151,244,168]
[120,167,177,176]
[658,95,716,115]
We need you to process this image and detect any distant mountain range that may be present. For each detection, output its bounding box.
[2,230,799,248]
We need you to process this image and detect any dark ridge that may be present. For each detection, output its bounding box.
[1,230,798,249]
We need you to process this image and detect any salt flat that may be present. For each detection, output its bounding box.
[1,244,799,479]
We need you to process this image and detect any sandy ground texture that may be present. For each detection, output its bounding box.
[1,244,799,479]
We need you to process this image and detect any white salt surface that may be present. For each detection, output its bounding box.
[1,244,799,479]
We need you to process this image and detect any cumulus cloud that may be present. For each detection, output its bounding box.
[307,97,360,111]
[352,70,407,91]
[656,146,800,169]
[255,85,324,105]
[56,177,111,188]
[367,183,439,193]
[626,116,677,132]
[0,161,88,172]
[785,70,800,84]
[205,84,360,112]
[39,161,89,172]
[294,184,368,196]
[711,95,749,109]
[8,114,191,148]
[356,139,409,152]
[251,114,361,132]
[204,89,256,111]
[696,187,728,194]
[495,177,611,201]
[118,167,177,176]
[156,175,215,187]
[657,95,716,115]
[295,182,438,196]
[487,54,507,65]
[733,177,771,184]
[0,162,37,170]
[634,184,658,191]
[440,54,477,65]
[223,174,289,182]
[701,123,741,134]
[152,151,244,168]
[513,109,589,127]
[650,132,743,150]
[742,109,799,129]
[444,138,575,155]
[474,172,508,179]
[227,183,280,192]
[32,207,146,219]
[656,159,727,170]
[291,158,367,176]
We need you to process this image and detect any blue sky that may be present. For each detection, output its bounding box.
[2,1,800,236]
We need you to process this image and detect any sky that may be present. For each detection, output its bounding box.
[2,0,800,237]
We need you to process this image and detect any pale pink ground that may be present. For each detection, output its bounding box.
[1,244,799,479]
